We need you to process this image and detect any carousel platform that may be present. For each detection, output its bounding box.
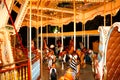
[42,60,95,80]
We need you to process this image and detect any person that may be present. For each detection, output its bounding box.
[68,39,74,54]
[50,63,57,80]
[61,46,70,63]
[31,40,39,57]
[69,53,78,73]
[43,38,49,49]
[80,42,92,64]
[56,39,63,58]
[28,40,40,59]
[47,44,56,69]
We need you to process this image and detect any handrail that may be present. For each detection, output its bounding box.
[0,59,28,80]
[0,63,28,73]
[0,59,28,68]
[0,56,40,80]
[0,55,40,68]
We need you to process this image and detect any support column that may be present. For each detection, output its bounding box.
[73,0,76,50]
[28,0,32,80]
[87,35,89,49]
[40,1,43,80]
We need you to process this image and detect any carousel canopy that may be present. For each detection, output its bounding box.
[9,0,119,29]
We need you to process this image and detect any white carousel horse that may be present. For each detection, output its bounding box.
[0,28,15,68]
[94,26,110,80]
[96,22,120,80]
[0,0,15,68]
[103,22,120,80]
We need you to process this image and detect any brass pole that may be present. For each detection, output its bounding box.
[40,1,43,79]
[28,0,32,80]
[73,0,76,51]
[103,1,107,80]
[36,0,41,49]
[82,13,85,47]
[61,12,63,48]
[104,0,106,27]
[110,1,113,27]
[46,23,48,44]
[87,35,89,49]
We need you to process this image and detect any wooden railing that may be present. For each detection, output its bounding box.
[0,59,28,80]
[0,57,41,80]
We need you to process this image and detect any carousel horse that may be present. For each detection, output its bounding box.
[43,38,49,53]
[59,68,74,80]
[43,44,56,69]
[95,22,120,80]
[12,44,28,62]
[0,28,15,69]
[103,22,120,80]
[70,52,81,80]
[59,52,81,80]
[94,26,111,80]
[76,49,86,68]
[59,65,80,80]
[42,38,49,63]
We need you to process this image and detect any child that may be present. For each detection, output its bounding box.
[50,63,57,80]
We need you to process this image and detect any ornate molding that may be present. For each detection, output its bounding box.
[112,22,120,32]
[15,0,29,31]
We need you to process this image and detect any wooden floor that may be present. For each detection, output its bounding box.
[41,60,95,80]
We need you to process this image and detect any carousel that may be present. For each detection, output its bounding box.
[0,0,120,80]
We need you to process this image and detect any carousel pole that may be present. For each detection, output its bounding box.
[28,0,32,79]
[35,18,38,49]
[61,12,64,70]
[46,21,48,45]
[81,4,83,44]
[44,17,48,45]
[103,1,106,61]
[103,0,106,57]
[27,15,31,80]
[36,15,39,49]
[104,1,106,27]
[87,35,89,49]
[36,0,41,49]
[83,17,86,48]
[103,1,107,80]
[40,1,43,80]
[36,27,39,49]
[82,14,85,47]
[61,13,64,51]
[110,1,113,27]
[73,0,76,51]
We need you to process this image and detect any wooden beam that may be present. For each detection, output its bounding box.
[38,30,99,37]
[12,6,20,13]
[17,0,24,4]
